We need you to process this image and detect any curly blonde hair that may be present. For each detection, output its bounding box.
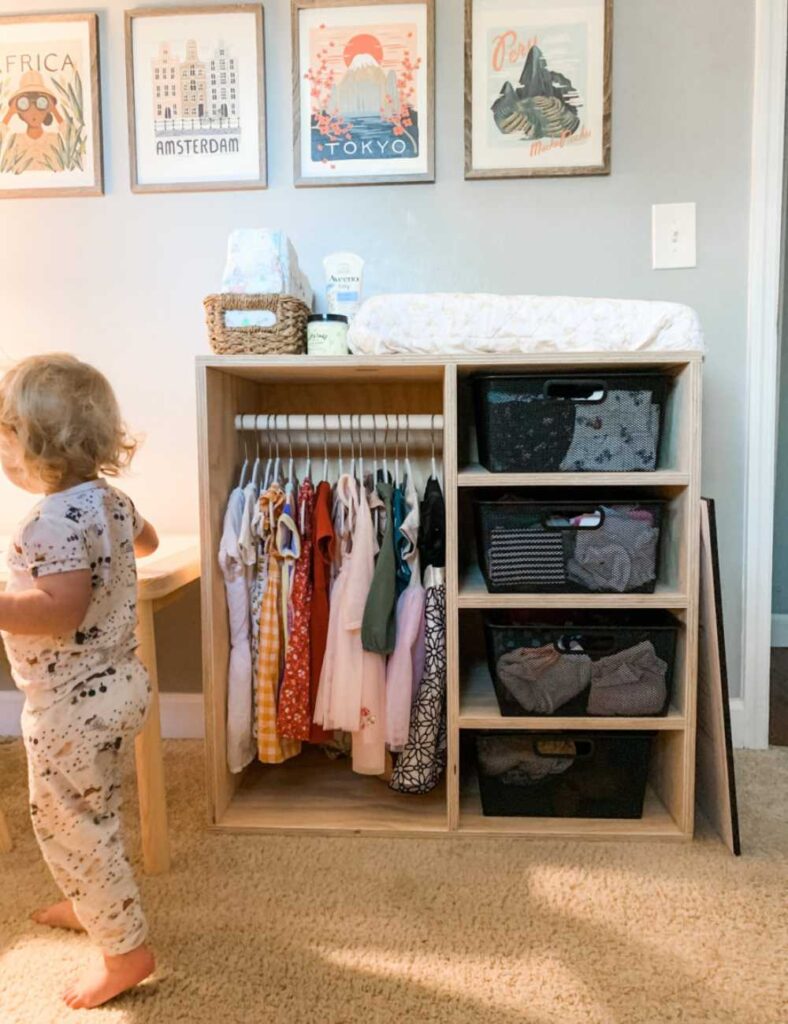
[0,354,137,488]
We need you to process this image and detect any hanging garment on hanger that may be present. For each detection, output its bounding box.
[385,471,426,751]
[277,480,315,741]
[350,483,387,776]
[418,476,446,574]
[393,481,411,597]
[389,566,447,794]
[237,479,259,587]
[220,485,255,773]
[314,475,360,731]
[361,477,397,654]
[249,495,269,694]
[309,479,337,744]
[278,487,301,656]
[256,482,301,764]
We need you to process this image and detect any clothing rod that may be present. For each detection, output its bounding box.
[234,414,444,432]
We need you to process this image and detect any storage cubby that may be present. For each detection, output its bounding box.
[198,351,701,841]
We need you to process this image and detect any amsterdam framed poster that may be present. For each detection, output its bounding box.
[465,0,612,179]
[293,0,435,187]
[0,13,103,199]
[125,5,267,193]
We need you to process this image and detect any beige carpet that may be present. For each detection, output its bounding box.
[0,739,786,1024]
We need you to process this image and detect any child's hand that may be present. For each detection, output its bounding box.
[134,519,159,558]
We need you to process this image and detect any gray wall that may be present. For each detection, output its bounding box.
[0,0,754,697]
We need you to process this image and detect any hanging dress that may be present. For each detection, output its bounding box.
[220,486,255,773]
[361,477,397,654]
[256,482,301,764]
[393,481,411,597]
[309,479,336,744]
[389,566,447,794]
[385,468,426,751]
[277,480,315,740]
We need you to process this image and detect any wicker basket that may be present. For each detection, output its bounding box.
[203,293,310,356]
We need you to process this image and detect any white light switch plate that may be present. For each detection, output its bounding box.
[652,202,697,270]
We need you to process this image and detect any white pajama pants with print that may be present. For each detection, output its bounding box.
[21,656,151,956]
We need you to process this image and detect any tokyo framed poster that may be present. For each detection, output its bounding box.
[125,5,267,193]
[0,12,103,199]
[293,0,435,187]
[465,0,612,179]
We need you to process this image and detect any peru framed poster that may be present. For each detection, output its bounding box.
[293,0,435,187]
[0,13,103,199]
[125,5,267,193]
[465,0,612,179]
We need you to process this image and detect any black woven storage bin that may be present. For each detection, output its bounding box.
[472,372,670,473]
[475,731,654,818]
[473,497,665,593]
[483,611,678,717]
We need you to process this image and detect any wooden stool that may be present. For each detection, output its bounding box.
[0,535,200,875]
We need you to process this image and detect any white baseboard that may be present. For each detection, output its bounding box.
[728,698,752,750]
[772,613,788,647]
[0,690,204,739]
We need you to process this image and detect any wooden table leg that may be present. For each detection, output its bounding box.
[0,807,11,854]
[134,599,171,875]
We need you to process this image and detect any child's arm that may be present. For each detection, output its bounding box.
[134,518,159,558]
[0,570,91,635]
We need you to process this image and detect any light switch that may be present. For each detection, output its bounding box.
[652,203,697,270]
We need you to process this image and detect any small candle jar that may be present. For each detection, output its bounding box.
[307,314,349,356]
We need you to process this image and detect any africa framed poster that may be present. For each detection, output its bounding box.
[125,5,266,193]
[465,0,612,179]
[293,0,434,187]
[0,13,103,199]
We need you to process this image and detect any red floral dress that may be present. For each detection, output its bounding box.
[277,480,315,740]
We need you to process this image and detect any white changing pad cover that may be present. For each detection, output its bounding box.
[347,294,705,355]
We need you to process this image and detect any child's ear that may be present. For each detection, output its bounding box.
[1,99,16,125]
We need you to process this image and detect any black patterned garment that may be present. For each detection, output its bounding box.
[389,569,446,795]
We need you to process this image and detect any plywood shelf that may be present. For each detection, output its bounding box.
[457,465,691,489]
[459,662,686,731]
[457,564,689,609]
[217,747,447,836]
[458,777,686,841]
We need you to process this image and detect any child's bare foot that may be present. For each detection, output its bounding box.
[62,944,155,1009]
[31,900,84,932]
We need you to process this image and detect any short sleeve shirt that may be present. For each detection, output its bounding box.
[2,479,144,710]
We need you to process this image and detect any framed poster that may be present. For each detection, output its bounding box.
[125,5,267,193]
[0,13,103,199]
[293,0,434,187]
[465,0,612,179]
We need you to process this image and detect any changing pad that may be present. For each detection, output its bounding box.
[347,294,705,355]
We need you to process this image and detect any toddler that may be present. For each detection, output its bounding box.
[0,354,158,1009]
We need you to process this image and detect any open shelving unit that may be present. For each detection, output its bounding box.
[197,350,702,841]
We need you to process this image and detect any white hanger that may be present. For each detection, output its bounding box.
[238,421,249,488]
[250,419,262,491]
[356,414,364,490]
[262,414,274,492]
[349,414,356,485]
[394,414,401,488]
[382,415,390,483]
[304,414,312,483]
[431,414,438,481]
[321,414,329,484]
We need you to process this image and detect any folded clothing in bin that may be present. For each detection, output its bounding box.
[475,498,664,594]
[472,373,669,474]
[484,611,677,718]
[475,731,655,818]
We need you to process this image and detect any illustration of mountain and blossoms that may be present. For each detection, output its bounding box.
[492,43,581,141]
[307,28,421,164]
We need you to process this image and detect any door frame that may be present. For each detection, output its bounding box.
[738,0,788,748]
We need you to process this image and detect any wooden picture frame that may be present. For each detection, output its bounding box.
[125,4,267,194]
[292,0,435,187]
[0,12,103,199]
[464,0,612,180]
